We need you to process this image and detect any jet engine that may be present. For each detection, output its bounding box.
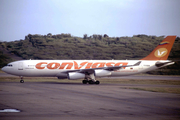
[68,72,85,80]
[95,69,111,77]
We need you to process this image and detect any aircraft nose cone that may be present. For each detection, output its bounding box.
[1,67,7,73]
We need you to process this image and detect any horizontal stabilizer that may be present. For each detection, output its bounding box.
[155,61,175,67]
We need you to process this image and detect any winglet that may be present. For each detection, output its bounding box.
[141,36,176,60]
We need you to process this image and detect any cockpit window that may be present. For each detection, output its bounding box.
[7,64,13,67]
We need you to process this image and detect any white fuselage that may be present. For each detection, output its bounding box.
[1,60,172,79]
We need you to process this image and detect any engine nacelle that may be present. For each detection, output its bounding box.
[95,69,111,77]
[56,72,67,79]
[68,72,85,80]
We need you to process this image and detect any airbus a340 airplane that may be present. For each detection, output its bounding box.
[1,36,176,84]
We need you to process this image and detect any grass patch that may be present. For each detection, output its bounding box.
[100,79,180,85]
[122,87,180,94]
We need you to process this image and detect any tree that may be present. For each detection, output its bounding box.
[104,34,109,38]
[28,34,32,41]
[93,34,97,39]
[47,33,52,37]
[98,35,102,40]
[83,34,88,39]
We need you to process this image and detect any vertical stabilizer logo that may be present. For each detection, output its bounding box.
[154,48,168,57]
[159,41,169,45]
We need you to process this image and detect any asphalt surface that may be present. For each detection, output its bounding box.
[0,82,180,120]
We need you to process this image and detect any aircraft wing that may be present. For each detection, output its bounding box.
[63,61,141,74]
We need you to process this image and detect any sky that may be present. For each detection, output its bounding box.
[0,0,180,41]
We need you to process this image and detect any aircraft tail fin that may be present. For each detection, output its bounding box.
[141,36,176,60]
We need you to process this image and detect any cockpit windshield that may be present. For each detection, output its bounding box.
[7,64,13,67]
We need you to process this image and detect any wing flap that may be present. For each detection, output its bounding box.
[104,61,141,71]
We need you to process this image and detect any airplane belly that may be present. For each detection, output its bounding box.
[22,69,60,77]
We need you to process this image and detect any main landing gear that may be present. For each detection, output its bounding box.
[82,73,100,85]
[20,76,24,83]
[82,79,100,84]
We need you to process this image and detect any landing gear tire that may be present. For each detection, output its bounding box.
[95,80,100,85]
[82,80,88,84]
[88,80,94,84]
[20,80,24,83]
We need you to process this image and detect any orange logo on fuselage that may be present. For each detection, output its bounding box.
[35,61,128,70]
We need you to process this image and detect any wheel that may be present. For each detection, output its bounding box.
[82,80,88,84]
[95,80,100,85]
[20,80,24,83]
[88,80,94,84]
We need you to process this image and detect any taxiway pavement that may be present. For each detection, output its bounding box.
[0,82,180,120]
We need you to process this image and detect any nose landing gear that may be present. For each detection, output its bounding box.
[20,76,24,83]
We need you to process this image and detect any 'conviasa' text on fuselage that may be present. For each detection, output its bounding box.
[35,61,128,70]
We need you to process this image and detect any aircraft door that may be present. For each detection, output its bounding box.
[18,62,23,70]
